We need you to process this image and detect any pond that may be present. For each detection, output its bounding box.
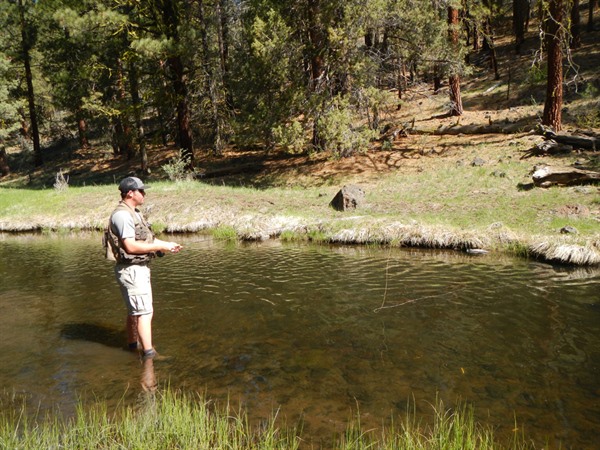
[0,233,599,448]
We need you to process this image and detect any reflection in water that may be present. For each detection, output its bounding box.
[0,233,599,448]
[141,358,157,394]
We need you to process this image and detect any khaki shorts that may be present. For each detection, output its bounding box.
[114,264,153,316]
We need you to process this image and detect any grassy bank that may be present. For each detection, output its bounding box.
[0,389,536,449]
[1,152,599,266]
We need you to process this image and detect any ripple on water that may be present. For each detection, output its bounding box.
[1,236,599,448]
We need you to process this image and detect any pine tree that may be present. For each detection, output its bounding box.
[448,2,464,116]
[542,0,565,131]
[17,0,42,165]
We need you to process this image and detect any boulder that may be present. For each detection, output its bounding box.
[330,184,365,211]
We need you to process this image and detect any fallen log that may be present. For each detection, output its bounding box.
[539,127,600,150]
[194,162,265,179]
[521,140,573,158]
[531,165,600,187]
[429,122,525,135]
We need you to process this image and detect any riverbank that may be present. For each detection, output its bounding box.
[2,80,599,267]
[1,136,599,266]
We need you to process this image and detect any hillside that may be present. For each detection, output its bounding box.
[1,14,599,266]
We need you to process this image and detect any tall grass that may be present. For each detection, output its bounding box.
[0,389,538,450]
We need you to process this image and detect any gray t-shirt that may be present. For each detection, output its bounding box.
[111,210,139,240]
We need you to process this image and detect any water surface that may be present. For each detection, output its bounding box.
[1,233,599,448]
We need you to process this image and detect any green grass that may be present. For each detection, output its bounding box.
[212,225,239,241]
[0,389,538,450]
[1,163,598,265]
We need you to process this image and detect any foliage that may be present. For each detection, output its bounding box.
[162,149,193,181]
[212,225,238,241]
[0,0,596,172]
[271,120,306,154]
[0,53,22,142]
[232,7,304,149]
[53,169,69,191]
[527,63,547,85]
[318,96,379,157]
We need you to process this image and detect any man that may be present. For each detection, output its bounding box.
[106,176,182,360]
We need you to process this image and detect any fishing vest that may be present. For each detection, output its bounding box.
[103,202,156,264]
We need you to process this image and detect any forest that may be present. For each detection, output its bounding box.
[0,0,598,180]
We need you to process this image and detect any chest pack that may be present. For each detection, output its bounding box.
[102,202,156,264]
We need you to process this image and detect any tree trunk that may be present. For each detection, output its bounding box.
[588,0,596,31]
[116,57,134,158]
[570,0,581,48]
[128,61,148,175]
[513,0,528,53]
[112,118,126,156]
[0,147,10,177]
[484,18,499,80]
[472,24,480,51]
[18,0,41,167]
[307,0,326,92]
[218,0,233,108]
[168,55,194,167]
[542,0,564,131]
[433,63,442,93]
[448,5,463,116]
[161,0,194,168]
[197,0,224,156]
[307,0,326,150]
[77,114,89,149]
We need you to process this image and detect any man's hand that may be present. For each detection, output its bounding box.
[166,242,182,253]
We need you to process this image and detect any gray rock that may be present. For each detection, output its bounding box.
[560,226,579,234]
[471,157,486,167]
[330,184,365,211]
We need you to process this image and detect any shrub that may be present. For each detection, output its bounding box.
[162,150,193,181]
[318,97,378,157]
[272,120,306,154]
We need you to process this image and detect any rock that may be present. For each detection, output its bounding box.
[471,157,486,167]
[330,184,365,211]
[466,248,489,255]
[560,226,578,234]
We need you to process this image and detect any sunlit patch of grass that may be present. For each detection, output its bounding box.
[0,390,299,450]
[211,225,238,241]
[307,229,328,243]
[0,390,541,450]
[280,230,308,242]
[503,241,531,259]
[336,398,536,450]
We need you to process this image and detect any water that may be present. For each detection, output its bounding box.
[1,233,599,448]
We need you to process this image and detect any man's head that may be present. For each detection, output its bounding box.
[119,177,149,203]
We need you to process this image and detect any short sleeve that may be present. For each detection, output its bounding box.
[111,210,135,240]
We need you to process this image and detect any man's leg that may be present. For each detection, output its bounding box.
[127,315,139,350]
[137,312,154,353]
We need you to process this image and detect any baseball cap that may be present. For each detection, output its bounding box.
[118,176,150,193]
